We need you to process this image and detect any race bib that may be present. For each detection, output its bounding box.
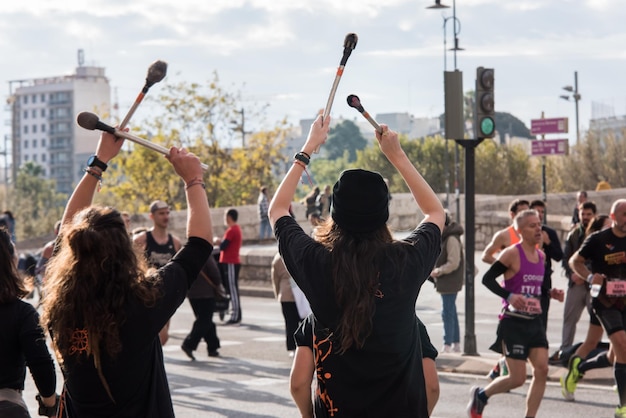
[520,297,542,315]
[606,279,626,297]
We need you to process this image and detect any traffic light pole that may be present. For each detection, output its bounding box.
[456,137,484,356]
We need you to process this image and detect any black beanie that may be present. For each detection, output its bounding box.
[331,169,389,233]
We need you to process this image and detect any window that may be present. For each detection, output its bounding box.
[32,94,37,103]
[41,94,46,102]
[41,168,46,176]
[33,154,38,162]
[41,124,46,132]
[24,155,29,162]
[42,154,46,162]
[32,109,36,118]
[23,110,28,119]
[23,96,28,104]
[33,125,37,134]
[33,139,37,147]
[41,139,46,147]
[23,126,28,134]
[41,109,46,117]
[24,140,28,148]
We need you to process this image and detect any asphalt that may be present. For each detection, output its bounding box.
[237,240,616,387]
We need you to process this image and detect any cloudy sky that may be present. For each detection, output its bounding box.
[1,0,625,145]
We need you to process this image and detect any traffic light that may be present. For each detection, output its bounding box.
[474,67,495,138]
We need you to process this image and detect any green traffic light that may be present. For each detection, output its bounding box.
[480,117,495,136]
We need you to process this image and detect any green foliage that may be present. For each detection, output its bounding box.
[12,162,66,240]
[324,120,368,161]
[104,74,289,212]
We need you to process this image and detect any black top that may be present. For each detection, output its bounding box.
[0,299,56,396]
[145,231,177,268]
[276,216,441,418]
[578,228,626,307]
[59,237,211,418]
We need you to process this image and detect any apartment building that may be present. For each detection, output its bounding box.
[7,56,110,194]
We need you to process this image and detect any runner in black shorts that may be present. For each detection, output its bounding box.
[468,210,564,418]
[569,199,626,418]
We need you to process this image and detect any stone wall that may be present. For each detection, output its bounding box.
[23,189,622,290]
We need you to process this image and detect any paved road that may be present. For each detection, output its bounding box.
[22,252,614,417]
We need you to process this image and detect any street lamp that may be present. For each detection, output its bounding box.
[560,71,581,145]
[426,0,464,219]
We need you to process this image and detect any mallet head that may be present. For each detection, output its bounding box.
[346,94,364,113]
[145,60,168,87]
[76,111,115,134]
[343,33,358,51]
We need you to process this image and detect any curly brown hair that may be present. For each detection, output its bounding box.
[41,207,160,381]
[314,221,408,354]
[0,227,25,304]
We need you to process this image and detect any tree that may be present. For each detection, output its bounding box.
[105,74,290,212]
[324,120,367,161]
[12,162,66,240]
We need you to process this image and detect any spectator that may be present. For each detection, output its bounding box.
[430,211,464,353]
[41,133,212,417]
[214,208,243,325]
[258,186,272,240]
[269,117,445,417]
[0,226,59,417]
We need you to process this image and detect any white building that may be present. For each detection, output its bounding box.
[7,56,110,194]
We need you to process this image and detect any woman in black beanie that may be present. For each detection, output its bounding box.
[269,115,445,418]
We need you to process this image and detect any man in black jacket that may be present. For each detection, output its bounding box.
[530,200,564,330]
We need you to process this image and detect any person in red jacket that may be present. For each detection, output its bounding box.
[214,208,243,325]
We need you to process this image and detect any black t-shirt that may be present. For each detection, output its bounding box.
[276,216,441,418]
[578,228,626,307]
[0,300,56,396]
[59,237,212,418]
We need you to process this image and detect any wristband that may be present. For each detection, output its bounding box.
[294,152,310,165]
[185,178,206,190]
[506,293,514,303]
[36,394,60,417]
[586,273,594,283]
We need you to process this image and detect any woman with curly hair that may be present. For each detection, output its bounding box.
[269,115,444,418]
[0,226,58,417]
[41,130,212,417]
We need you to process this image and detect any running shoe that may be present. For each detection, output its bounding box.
[561,355,583,401]
[467,386,486,418]
[615,405,626,418]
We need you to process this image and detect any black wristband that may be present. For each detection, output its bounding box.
[294,152,310,165]
[36,394,60,417]
[87,155,108,172]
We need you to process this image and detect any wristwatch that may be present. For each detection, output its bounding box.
[87,155,108,172]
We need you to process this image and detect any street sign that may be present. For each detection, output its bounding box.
[531,139,569,156]
[530,117,569,135]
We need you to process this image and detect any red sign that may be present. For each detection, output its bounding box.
[531,139,568,156]
[530,117,569,135]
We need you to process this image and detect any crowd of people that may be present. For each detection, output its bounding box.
[1,110,625,418]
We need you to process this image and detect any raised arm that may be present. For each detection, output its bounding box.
[60,130,125,231]
[165,147,212,243]
[269,114,330,226]
[375,125,445,231]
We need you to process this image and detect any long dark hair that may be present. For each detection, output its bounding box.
[586,214,610,236]
[41,207,160,399]
[315,221,406,353]
[0,227,25,304]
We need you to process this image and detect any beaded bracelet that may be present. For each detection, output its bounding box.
[83,167,103,192]
[185,178,206,190]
